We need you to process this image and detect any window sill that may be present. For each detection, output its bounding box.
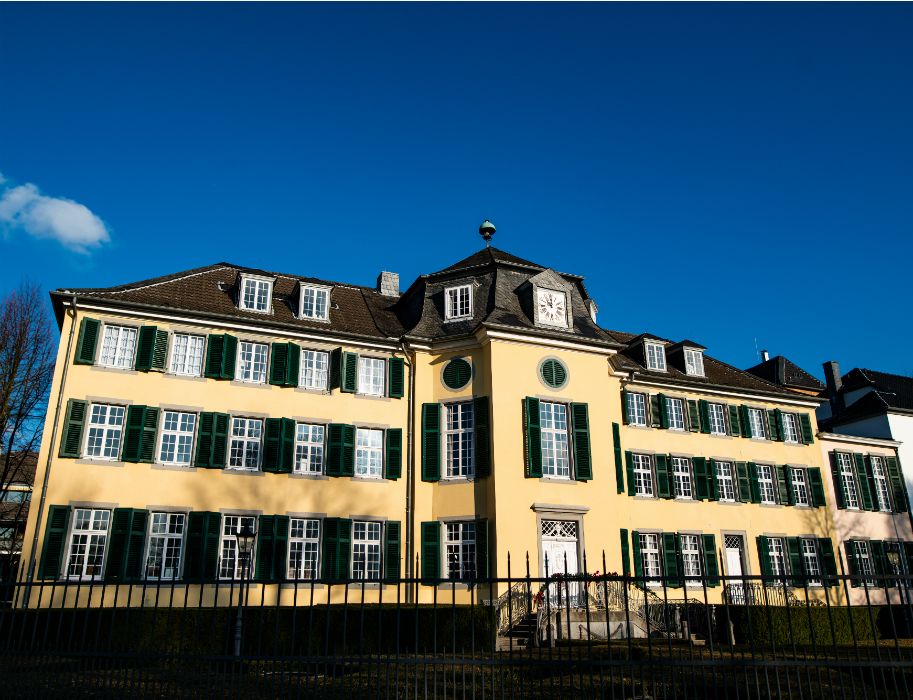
[539,476,575,484]
[231,380,270,390]
[75,458,125,468]
[223,468,265,477]
[290,472,328,480]
[440,477,475,485]
[674,497,696,503]
[152,463,196,472]
[295,386,330,395]
[90,365,138,375]
[633,494,657,500]
[298,315,330,323]
[165,372,206,382]
[355,393,389,402]
[351,476,386,483]
[709,433,731,439]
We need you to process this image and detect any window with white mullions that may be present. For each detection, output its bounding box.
[300,286,329,320]
[626,392,647,426]
[665,397,685,430]
[99,325,137,369]
[639,533,662,579]
[444,402,474,478]
[768,537,787,578]
[169,333,205,376]
[782,413,801,443]
[836,453,860,509]
[145,512,185,580]
[358,357,385,396]
[870,456,892,512]
[540,402,571,478]
[791,468,810,506]
[757,464,777,504]
[229,417,262,470]
[671,457,692,499]
[299,350,329,390]
[85,404,125,460]
[852,540,876,586]
[801,538,821,585]
[445,285,472,320]
[352,521,382,580]
[633,453,654,497]
[237,341,268,384]
[295,424,324,474]
[684,349,704,377]
[241,277,271,312]
[66,509,110,579]
[219,515,256,579]
[288,518,320,580]
[708,403,727,435]
[680,534,702,579]
[748,408,768,439]
[158,411,196,465]
[445,521,476,580]
[645,342,666,371]
[355,428,383,478]
[715,461,736,502]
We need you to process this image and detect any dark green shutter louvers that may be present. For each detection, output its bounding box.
[613,423,624,494]
[655,454,672,499]
[757,536,773,579]
[707,459,719,501]
[255,515,289,582]
[650,394,662,428]
[38,505,71,579]
[384,428,402,480]
[728,405,741,437]
[473,396,491,478]
[384,521,402,582]
[475,518,489,579]
[853,453,874,511]
[327,424,355,477]
[185,511,221,580]
[540,359,567,389]
[632,530,643,580]
[776,465,791,505]
[523,397,542,478]
[59,399,87,458]
[321,518,352,581]
[442,358,472,390]
[205,334,236,380]
[774,410,785,442]
[885,457,908,513]
[194,412,229,468]
[748,462,761,503]
[735,461,750,503]
[570,402,592,481]
[269,342,300,387]
[420,521,441,583]
[122,405,158,463]
[74,318,100,365]
[739,405,753,439]
[702,534,720,586]
[135,326,169,372]
[662,533,681,587]
[263,418,295,473]
[687,400,701,432]
[656,394,669,429]
[331,349,358,393]
[625,451,636,497]
[421,403,441,482]
[388,357,405,398]
[818,538,838,586]
[829,453,846,509]
[621,391,630,425]
[807,468,826,507]
[692,457,709,500]
[786,538,804,587]
[799,413,814,444]
[698,400,710,434]
[105,508,149,582]
[767,410,780,442]
[620,529,631,576]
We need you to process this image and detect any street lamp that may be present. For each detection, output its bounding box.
[233,523,256,657]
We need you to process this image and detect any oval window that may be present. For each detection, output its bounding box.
[540,358,568,389]
[442,358,472,390]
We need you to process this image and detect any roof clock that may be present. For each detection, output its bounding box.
[536,287,568,328]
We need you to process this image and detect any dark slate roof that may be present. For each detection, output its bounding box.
[435,247,546,276]
[840,369,913,412]
[745,355,825,392]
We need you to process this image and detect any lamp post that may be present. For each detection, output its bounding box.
[233,523,256,658]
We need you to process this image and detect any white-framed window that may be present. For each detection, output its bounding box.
[158,411,196,465]
[708,403,727,435]
[680,534,702,579]
[757,464,777,504]
[295,423,324,474]
[645,342,666,371]
[716,461,736,502]
[444,402,474,479]
[672,457,692,499]
[782,412,801,443]
[870,456,892,512]
[540,402,571,478]
[836,453,860,509]
[219,515,256,580]
[626,392,648,427]
[299,349,329,390]
[355,428,383,478]
[236,341,268,384]
[748,408,768,439]
[684,349,704,377]
[240,276,272,313]
[444,284,473,321]
[791,468,810,506]
[852,540,875,586]
[229,417,262,470]
[666,397,685,430]
[352,520,382,580]
[144,512,185,580]
[288,518,320,580]
[445,521,476,580]
[65,508,110,579]
[801,538,821,585]
[639,533,662,579]
[358,356,385,396]
[168,333,205,376]
[633,453,654,497]
[84,404,126,460]
[299,285,330,320]
[768,537,786,577]
[99,324,137,369]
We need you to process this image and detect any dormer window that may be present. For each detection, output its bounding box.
[299,285,330,321]
[536,287,568,328]
[645,341,666,371]
[239,275,272,313]
[684,348,705,377]
[445,284,472,321]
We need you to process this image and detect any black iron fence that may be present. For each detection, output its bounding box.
[1,561,913,698]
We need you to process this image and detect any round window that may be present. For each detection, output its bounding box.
[540,358,568,389]
[442,357,472,390]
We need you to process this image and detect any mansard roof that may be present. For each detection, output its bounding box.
[745,355,825,392]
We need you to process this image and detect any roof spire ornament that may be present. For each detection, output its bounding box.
[479,219,496,248]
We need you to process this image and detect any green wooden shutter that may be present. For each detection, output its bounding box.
[262,418,283,472]
[106,508,149,582]
[621,391,630,425]
[693,457,709,500]
[342,425,355,476]
[321,518,339,580]
[776,465,791,505]
[853,453,874,511]
[337,518,352,580]
[421,403,442,482]
[475,518,489,579]
[388,357,405,398]
[335,350,358,393]
[818,538,838,587]
[185,511,220,580]
[279,418,295,473]
[871,541,887,578]
[735,462,750,503]
[657,394,669,429]
[269,343,290,386]
[728,405,741,437]
[523,397,542,478]
[59,399,87,458]
[135,326,159,371]
[767,410,780,442]
[195,412,214,468]
[784,466,796,506]
[756,536,773,579]
[885,457,908,513]
[829,452,846,509]
[326,424,355,477]
[863,457,880,510]
[687,400,701,432]
[74,318,100,365]
[570,402,592,481]
[384,521,402,582]
[799,414,814,444]
[421,521,441,583]
[211,413,229,467]
[698,400,711,434]
[139,407,159,463]
[273,515,290,581]
[702,534,720,587]
[845,541,860,588]
[474,396,491,478]
[807,468,826,507]
[739,405,753,439]
[773,410,785,442]
[255,515,277,582]
[620,529,631,576]
[625,451,636,497]
[655,455,672,499]
[222,335,237,379]
[151,329,169,370]
[707,459,719,502]
[38,505,71,579]
[122,405,153,463]
[612,423,624,494]
[384,428,402,480]
[205,334,236,380]
[747,462,762,503]
[662,533,681,587]
[632,530,643,580]
[650,394,663,429]
[786,538,804,587]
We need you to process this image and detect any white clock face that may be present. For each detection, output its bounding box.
[537,288,567,327]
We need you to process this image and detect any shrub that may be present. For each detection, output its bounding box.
[721,605,878,646]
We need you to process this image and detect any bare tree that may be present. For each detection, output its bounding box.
[0,282,55,570]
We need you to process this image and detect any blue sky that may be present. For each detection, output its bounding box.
[1,3,911,379]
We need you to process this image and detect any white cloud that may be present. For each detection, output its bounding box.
[0,175,111,254]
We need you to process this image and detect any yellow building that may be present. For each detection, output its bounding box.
[19,246,913,608]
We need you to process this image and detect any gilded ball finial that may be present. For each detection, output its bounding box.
[479,219,496,247]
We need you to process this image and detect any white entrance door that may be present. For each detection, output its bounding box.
[725,535,745,604]
[541,520,581,606]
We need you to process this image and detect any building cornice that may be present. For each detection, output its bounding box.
[818,432,901,448]
[476,326,618,355]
